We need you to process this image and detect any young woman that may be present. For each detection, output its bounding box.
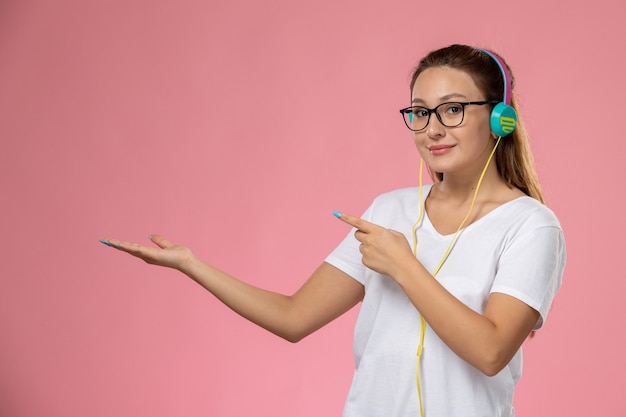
[101,44,565,417]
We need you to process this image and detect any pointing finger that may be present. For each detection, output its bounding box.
[333,211,379,233]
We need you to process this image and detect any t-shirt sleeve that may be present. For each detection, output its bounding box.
[491,224,566,330]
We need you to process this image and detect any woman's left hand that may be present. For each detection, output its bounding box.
[334,212,415,279]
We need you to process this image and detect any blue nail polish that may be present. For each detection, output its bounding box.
[99,239,113,247]
[333,211,342,218]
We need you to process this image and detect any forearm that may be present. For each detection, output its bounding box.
[178,258,363,343]
[181,256,299,342]
[393,258,536,376]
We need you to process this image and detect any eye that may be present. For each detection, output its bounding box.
[412,107,429,118]
[443,103,463,115]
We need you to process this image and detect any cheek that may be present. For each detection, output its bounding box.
[477,111,495,137]
[463,116,494,145]
[480,123,497,144]
[411,132,425,148]
[412,133,430,157]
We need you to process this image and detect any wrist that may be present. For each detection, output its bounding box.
[393,256,426,289]
[177,251,199,275]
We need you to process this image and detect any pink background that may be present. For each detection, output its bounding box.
[1,0,624,416]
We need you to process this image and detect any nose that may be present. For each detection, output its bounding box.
[426,113,446,139]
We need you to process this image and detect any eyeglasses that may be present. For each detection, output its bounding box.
[399,101,498,132]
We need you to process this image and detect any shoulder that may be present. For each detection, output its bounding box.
[494,197,566,259]
[504,196,562,230]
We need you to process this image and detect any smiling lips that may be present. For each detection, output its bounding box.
[427,144,456,155]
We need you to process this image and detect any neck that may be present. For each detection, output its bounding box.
[435,165,501,202]
[431,136,503,203]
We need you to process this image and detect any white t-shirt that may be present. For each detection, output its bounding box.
[325,185,565,417]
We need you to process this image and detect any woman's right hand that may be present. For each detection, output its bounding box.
[100,234,194,271]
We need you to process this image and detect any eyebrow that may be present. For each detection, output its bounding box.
[411,93,469,104]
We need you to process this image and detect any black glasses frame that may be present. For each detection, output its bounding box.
[399,101,498,132]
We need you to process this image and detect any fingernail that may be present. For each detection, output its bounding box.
[99,239,113,247]
[333,211,342,218]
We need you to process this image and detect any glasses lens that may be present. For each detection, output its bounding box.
[436,102,464,127]
[404,107,429,131]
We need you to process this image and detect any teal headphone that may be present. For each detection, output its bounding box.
[480,49,518,137]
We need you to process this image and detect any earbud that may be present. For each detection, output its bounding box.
[480,49,517,137]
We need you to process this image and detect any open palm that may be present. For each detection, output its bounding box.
[100,234,194,271]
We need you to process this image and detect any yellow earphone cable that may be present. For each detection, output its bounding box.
[412,137,502,417]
